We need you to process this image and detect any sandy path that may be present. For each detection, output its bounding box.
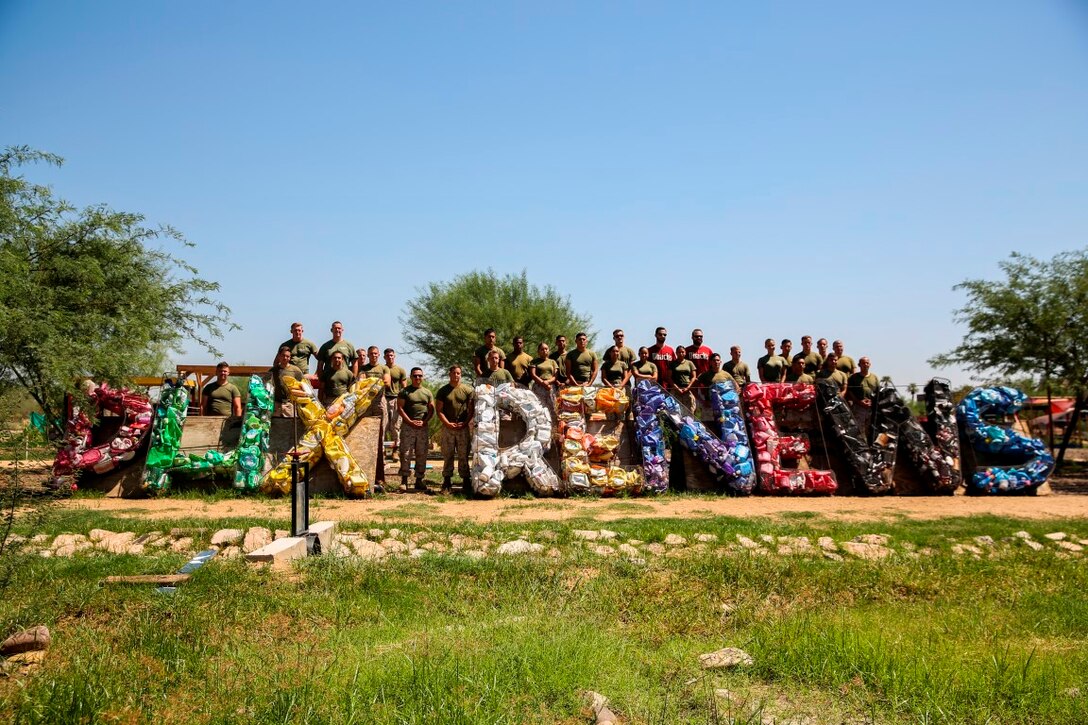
[60,491,1088,524]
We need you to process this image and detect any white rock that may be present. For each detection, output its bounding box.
[387,528,403,539]
[627,539,644,546]
[367,528,385,539]
[219,545,242,559]
[695,533,718,543]
[592,545,616,557]
[410,549,427,558]
[853,534,891,546]
[497,539,542,555]
[664,534,687,546]
[103,532,137,554]
[759,534,775,544]
[824,552,844,562]
[210,529,244,546]
[171,537,193,553]
[1024,540,1045,552]
[88,529,116,543]
[644,543,666,556]
[1056,541,1084,552]
[597,529,618,540]
[351,538,387,561]
[51,534,87,550]
[1014,531,1033,540]
[841,541,893,560]
[737,535,762,550]
[974,536,995,546]
[1045,532,1067,541]
[241,527,272,553]
[274,529,290,540]
[817,536,837,552]
[31,534,50,544]
[462,550,487,560]
[573,529,599,541]
[699,647,753,669]
[381,539,409,554]
[618,543,641,558]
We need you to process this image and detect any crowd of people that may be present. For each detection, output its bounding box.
[200,322,882,495]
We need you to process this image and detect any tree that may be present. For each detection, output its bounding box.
[401,269,594,374]
[930,250,1088,467]
[0,147,235,437]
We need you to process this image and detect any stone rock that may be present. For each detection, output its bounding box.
[974,536,995,546]
[841,541,893,560]
[210,529,243,546]
[51,534,87,550]
[1045,532,1067,541]
[134,531,162,545]
[409,531,429,544]
[1056,541,1084,553]
[388,528,403,539]
[644,543,666,556]
[627,539,644,546]
[38,550,52,558]
[952,543,983,556]
[573,529,599,541]
[367,528,385,539]
[0,626,51,655]
[824,552,844,562]
[759,534,775,544]
[781,536,812,550]
[592,545,616,557]
[536,529,557,541]
[547,547,562,558]
[351,538,387,561]
[243,527,273,553]
[1014,530,1032,540]
[664,534,687,546]
[853,534,891,546]
[171,537,193,553]
[274,529,290,540]
[219,545,242,559]
[737,535,762,550]
[88,529,116,543]
[102,532,137,554]
[1,650,46,671]
[462,550,487,560]
[327,541,354,559]
[776,545,794,556]
[381,539,409,554]
[1024,540,1045,552]
[901,541,916,551]
[597,529,618,540]
[497,539,543,556]
[449,534,476,550]
[699,647,753,669]
[124,543,146,556]
[618,543,641,558]
[695,533,718,543]
[31,534,50,544]
[421,542,448,553]
[410,549,427,558]
[817,536,837,552]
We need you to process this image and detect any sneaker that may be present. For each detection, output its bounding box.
[439,484,453,495]
[414,480,433,496]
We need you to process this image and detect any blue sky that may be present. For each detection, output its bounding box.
[2,1,1086,388]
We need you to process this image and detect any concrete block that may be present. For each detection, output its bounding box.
[246,536,307,565]
[309,521,337,553]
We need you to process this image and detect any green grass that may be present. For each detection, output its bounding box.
[2,512,1087,723]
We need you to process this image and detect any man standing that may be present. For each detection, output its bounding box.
[723,345,751,385]
[484,349,515,384]
[785,356,814,384]
[816,338,830,365]
[795,336,822,375]
[647,326,675,387]
[505,336,533,385]
[779,339,793,367]
[669,346,698,412]
[319,351,354,405]
[279,322,318,374]
[609,329,636,365]
[473,328,505,379]
[398,367,435,494]
[316,321,357,378]
[833,340,856,375]
[687,329,714,377]
[846,356,880,431]
[202,361,242,416]
[757,339,788,383]
[816,353,849,396]
[383,348,408,459]
[565,332,599,386]
[549,335,570,385]
[270,346,304,418]
[358,346,392,425]
[435,365,474,494]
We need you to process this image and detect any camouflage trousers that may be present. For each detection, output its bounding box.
[399,423,429,481]
[439,426,471,480]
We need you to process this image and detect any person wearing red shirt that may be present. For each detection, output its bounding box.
[687,328,715,377]
[647,326,675,387]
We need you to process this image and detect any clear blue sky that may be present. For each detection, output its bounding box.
[3,2,1086,388]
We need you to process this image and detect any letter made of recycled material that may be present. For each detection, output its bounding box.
[471,382,559,497]
[742,383,837,495]
[555,386,642,495]
[631,380,756,494]
[956,386,1054,494]
[142,382,190,492]
[870,379,960,494]
[815,379,891,494]
[261,376,385,497]
[50,382,154,491]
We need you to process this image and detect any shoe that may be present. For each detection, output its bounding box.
[414,480,433,496]
[372,482,385,495]
[440,483,452,495]
[400,477,409,493]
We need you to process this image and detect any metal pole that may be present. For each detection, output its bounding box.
[290,452,309,538]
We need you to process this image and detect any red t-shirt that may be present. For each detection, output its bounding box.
[647,344,675,386]
[686,345,715,377]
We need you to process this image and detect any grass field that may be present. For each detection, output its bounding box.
[2,505,1087,724]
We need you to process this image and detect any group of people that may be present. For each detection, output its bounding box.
[202,322,882,495]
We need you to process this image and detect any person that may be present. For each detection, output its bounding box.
[723,346,751,385]
[270,346,304,417]
[785,356,814,384]
[816,352,849,396]
[529,341,559,411]
[833,340,856,375]
[473,328,505,378]
[357,346,391,422]
[505,336,533,385]
[846,356,880,431]
[316,321,357,378]
[565,332,599,386]
[609,329,636,365]
[668,346,698,412]
[383,348,408,460]
[319,351,354,405]
[794,336,822,375]
[630,346,658,383]
[484,349,515,384]
[202,361,242,416]
[279,322,318,374]
[816,338,830,363]
[757,338,788,383]
[695,353,734,410]
[687,329,715,377]
[779,339,793,366]
[599,346,631,388]
[435,364,474,494]
[398,367,435,493]
[549,334,570,386]
[647,326,675,387]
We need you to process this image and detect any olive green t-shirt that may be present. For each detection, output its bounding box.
[269,364,304,403]
[531,357,558,382]
[320,368,355,400]
[758,354,788,383]
[474,344,505,372]
[697,370,735,389]
[358,362,390,382]
[398,385,434,421]
[565,349,598,384]
[549,350,570,383]
[279,338,318,373]
[669,359,697,389]
[506,352,533,385]
[317,339,356,368]
[632,360,657,378]
[385,365,408,399]
[847,372,880,400]
[202,381,240,416]
[786,367,815,384]
[816,368,849,392]
[600,360,628,385]
[723,360,751,384]
[795,352,823,375]
[604,345,635,366]
[486,368,515,385]
[436,382,474,423]
[836,355,856,375]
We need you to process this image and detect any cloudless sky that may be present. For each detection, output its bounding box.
[2,1,1087,388]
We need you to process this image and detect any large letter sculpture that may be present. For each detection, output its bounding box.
[957,386,1054,494]
[743,383,837,494]
[555,386,642,495]
[51,383,153,490]
[870,379,961,494]
[471,382,560,497]
[815,379,891,494]
[631,380,756,494]
[262,376,385,497]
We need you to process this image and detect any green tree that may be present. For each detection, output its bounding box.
[929,250,1088,466]
[0,147,234,437]
[401,269,593,375]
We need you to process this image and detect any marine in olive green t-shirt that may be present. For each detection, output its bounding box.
[795,352,823,376]
[506,352,533,385]
[632,360,657,379]
[436,382,474,423]
[269,364,304,403]
[474,345,505,374]
[549,350,570,383]
[486,368,515,385]
[816,368,849,393]
[317,340,356,369]
[846,372,880,402]
[565,349,599,384]
[697,369,735,389]
[202,381,241,416]
[669,359,697,389]
[279,338,318,373]
[758,354,788,383]
[600,359,628,386]
[320,368,355,401]
[723,360,751,384]
[836,355,856,375]
[398,385,435,421]
[385,365,408,399]
[358,362,390,382]
[531,357,558,382]
[605,345,636,366]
